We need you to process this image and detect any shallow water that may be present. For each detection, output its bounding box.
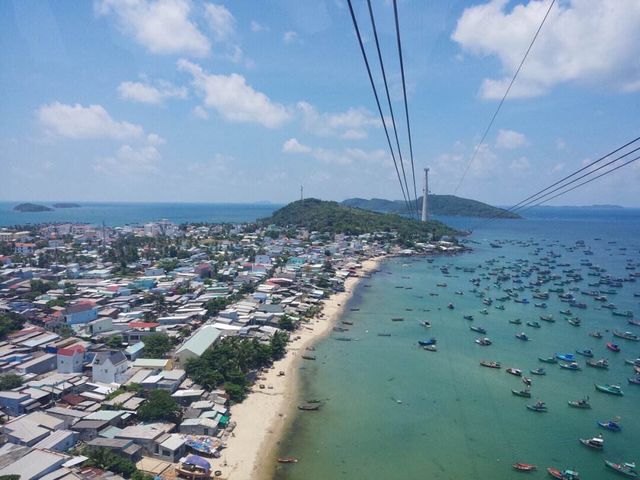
[276,209,640,480]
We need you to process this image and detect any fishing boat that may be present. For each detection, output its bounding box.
[579,435,604,450]
[298,403,322,411]
[594,384,624,396]
[420,321,432,328]
[530,367,546,375]
[277,457,299,464]
[447,303,454,310]
[512,388,532,397]
[559,362,581,371]
[475,337,492,346]
[589,331,603,339]
[480,360,501,368]
[540,315,555,322]
[391,317,404,322]
[567,318,581,327]
[463,315,474,321]
[527,321,541,328]
[175,454,213,480]
[556,353,576,362]
[512,462,537,472]
[604,460,638,478]
[628,376,640,385]
[539,356,558,364]
[576,349,594,357]
[418,337,437,347]
[506,367,523,376]
[607,342,621,352]
[559,309,573,316]
[522,376,532,386]
[470,325,487,334]
[613,330,640,341]
[424,344,437,352]
[598,419,622,432]
[546,468,580,479]
[568,396,591,409]
[534,302,547,308]
[515,332,530,341]
[301,355,317,360]
[510,318,523,325]
[586,358,609,369]
[526,400,547,412]
[479,308,489,315]
[613,310,634,318]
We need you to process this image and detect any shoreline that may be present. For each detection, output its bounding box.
[220,255,386,480]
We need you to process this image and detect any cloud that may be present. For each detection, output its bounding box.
[296,101,380,139]
[282,138,389,166]
[282,138,311,154]
[283,31,299,44]
[496,129,528,149]
[187,153,233,178]
[118,80,187,105]
[94,144,160,174]
[452,0,640,98]
[204,4,235,42]
[192,105,209,119]
[250,20,267,32]
[178,59,291,128]
[37,102,143,139]
[509,156,531,173]
[96,0,210,57]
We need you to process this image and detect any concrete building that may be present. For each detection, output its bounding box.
[174,325,221,365]
[91,351,128,384]
[16,353,57,376]
[56,344,85,374]
[0,448,68,480]
[64,302,98,325]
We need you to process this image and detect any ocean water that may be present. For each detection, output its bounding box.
[275,208,640,480]
[0,202,281,227]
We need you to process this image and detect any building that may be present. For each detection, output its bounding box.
[14,242,36,256]
[64,302,98,325]
[0,448,68,480]
[174,325,221,365]
[91,351,129,384]
[16,353,57,376]
[57,344,85,374]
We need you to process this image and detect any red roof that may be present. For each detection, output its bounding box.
[129,321,159,329]
[65,301,95,314]
[58,344,86,356]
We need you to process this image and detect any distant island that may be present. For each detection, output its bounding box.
[52,202,81,208]
[536,204,623,209]
[261,198,458,239]
[342,195,522,219]
[13,203,53,212]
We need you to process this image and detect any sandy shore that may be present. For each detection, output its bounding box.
[219,256,385,480]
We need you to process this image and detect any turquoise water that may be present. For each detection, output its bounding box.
[0,201,281,227]
[276,209,640,480]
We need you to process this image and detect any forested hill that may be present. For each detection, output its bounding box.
[260,199,458,239]
[342,195,521,219]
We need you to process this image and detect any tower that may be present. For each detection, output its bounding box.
[421,168,429,222]
[300,185,304,201]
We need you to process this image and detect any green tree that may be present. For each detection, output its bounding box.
[277,314,296,331]
[0,373,23,390]
[105,336,124,349]
[137,390,181,423]
[0,313,24,341]
[84,447,136,477]
[270,331,289,360]
[142,333,172,358]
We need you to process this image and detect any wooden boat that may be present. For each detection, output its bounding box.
[506,367,522,377]
[613,329,640,341]
[527,401,547,412]
[598,420,622,432]
[480,360,501,369]
[527,321,541,328]
[568,397,590,409]
[539,356,557,364]
[463,315,474,321]
[530,367,546,375]
[475,337,492,346]
[576,349,593,357]
[298,403,322,411]
[512,388,532,398]
[301,355,316,360]
[420,321,432,328]
[579,435,604,450]
[586,358,609,369]
[606,342,621,352]
[277,457,299,464]
[509,318,523,325]
[604,460,638,478]
[556,353,575,362]
[627,376,640,385]
[470,325,487,334]
[559,362,581,371]
[176,455,212,480]
[547,467,580,479]
[512,462,537,472]
[589,331,603,339]
[515,332,529,341]
[594,383,624,396]
[540,315,555,322]
[418,337,437,347]
[612,310,634,318]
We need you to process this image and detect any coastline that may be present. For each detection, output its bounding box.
[219,256,386,480]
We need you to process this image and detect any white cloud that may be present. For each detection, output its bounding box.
[509,156,531,173]
[556,138,567,151]
[496,129,528,149]
[282,138,389,166]
[187,153,233,178]
[204,4,235,42]
[283,31,299,44]
[250,20,267,32]
[178,59,291,128]
[96,0,210,57]
[282,138,311,154]
[146,133,166,145]
[94,144,160,174]
[296,101,380,139]
[38,102,143,140]
[118,80,187,105]
[452,0,640,98]
[552,162,565,173]
[192,105,209,119]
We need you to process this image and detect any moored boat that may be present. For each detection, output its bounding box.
[540,315,555,322]
[515,332,530,341]
[475,337,492,346]
[539,356,558,364]
[594,383,624,396]
[628,376,640,385]
[589,331,603,339]
[607,342,621,352]
[575,348,593,357]
[530,367,546,375]
[420,321,432,328]
[604,460,638,478]
[586,358,609,369]
[556,353,575,362]
[277,457,299,464]
[480,360,501,369]
[579,435,604,450]
[507,367,522,376]
[513,462,537,472]
[598,419,622,432]
[527,400,547,412]
[568,396,590,409]
[546,468,579,479]
[613,329,640,341]
[463,315,474,321]
[510,318,523,325]
[613,310,634,318]
[527,321,541,328]
[418,337,437,347]
[512,388,532,398]
[470,325,487,334]
[559,362,581,371]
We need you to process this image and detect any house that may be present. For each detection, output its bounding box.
[16,353,57,376]
[86,438,142,461]
[70,419,109,441]
[153,433,187,462]
[174,325,221,365]
[57,344,85,374]
[32,429,77,452]
[0,448,69,480]
[0,391,32,416]
[91,351,129,384]
[64,302,98,325]
[132,358,172,370]
[14,242,36,256]
[2,411,66,446]
[179,417,219,436]
[115,424,167,455]
[124,341,145,361]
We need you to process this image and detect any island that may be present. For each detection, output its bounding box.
[52,202,81,208]
[342,195,522,219]
[13,203,53,212]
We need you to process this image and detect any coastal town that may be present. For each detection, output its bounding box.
[0,215,462,480]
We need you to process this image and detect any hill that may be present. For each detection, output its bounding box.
[342,195,521,219]
[14,203,53,212]
[260,198,458,239]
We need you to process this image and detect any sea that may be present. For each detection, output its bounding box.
[274,207,640,480]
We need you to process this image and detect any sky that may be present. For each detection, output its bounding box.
[1,0,639,206]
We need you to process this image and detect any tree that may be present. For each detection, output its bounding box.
[0,313,24,341]
[84,447,136,477]
[106,336,124,349]
[0,373,23,390]
[270,331,289,360]
[137,390,181,423]
[277,314,296,331]
[142,333,172,358]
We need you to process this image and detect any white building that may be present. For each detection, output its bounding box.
[91,351,129,384]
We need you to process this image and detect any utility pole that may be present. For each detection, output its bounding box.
[300,185,304,201]
[421,168,429,222]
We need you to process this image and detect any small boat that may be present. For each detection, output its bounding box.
[495,304,505,310]
[534,302,547,308]
[556,353,575,362]
[377,333,392,337]
[539,356,558,364]
[418,337,437,347]
[515,332,530,341]
[420,321,432,328]
[479,308,489,315]
[576,349,593,357]
[480,360,501,369]
[606,342,621,352]
[559,309,573,316]
[604,460,638,478]
[594,383,624,396]
[530,367,546,375]
[546,468,580,479]
[624,358,640,366]
[463,315,474,321]
[598,420,622,432]
[522,376,532,386]
[613,329,640,341]
[579,435,604,450]
[423,344,437,352]
[391,317,404,322]
[447,303,454,310]
[509,318,523,325]
[470,325,487,334]
[612,310,634,318]
[507,367,523,376]
[540,315,555,322]
[589,331,603,339]
[301,355,317,360]
[586,358,609,369]
[527,400,547,412]
[559,362,581,371]
[512,388,532,398]
[527,321,541,328]
[629,319,640,327]
[298,403,322,411]
[475,337,492,346]
[627,376,640,385]
[568,396,590,409]
[513,462,537,472]
[567,318,581,327]
[437,283,447,287]
[277,457,299,464]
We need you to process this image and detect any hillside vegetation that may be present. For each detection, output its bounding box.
[261,199,458,239]
[342,195,521,219]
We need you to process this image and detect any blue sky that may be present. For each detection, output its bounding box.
[1,0,639,206]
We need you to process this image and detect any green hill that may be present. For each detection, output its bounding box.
[260,198,458,239]
[342,195,521,219]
